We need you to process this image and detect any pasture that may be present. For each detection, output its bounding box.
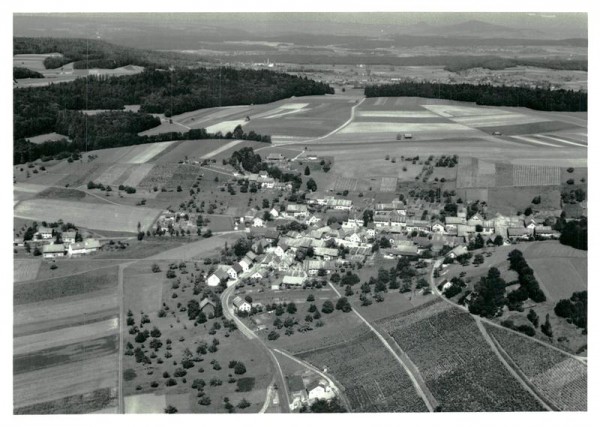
[14,199,160,232]
[13,258,41,283]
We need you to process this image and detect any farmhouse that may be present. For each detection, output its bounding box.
[37,227,53,240]
[324,197,352,210]
[282,271,308,288]
[431,221,445,234]
[534,226,560,238]
[313,247,339,260]
[266,153,285,162]
[456,224,476,238]
[199,298,216,316]
[232,296,252,313]
[307,379,336,403]
[287,375,309,410]
[303,260,336,275]
[252,217,265,228]
[62,231,77,244]
[227,263,244,280]
[42,243,66,258]
[71,239,101,256]
[447,245,469,259]
[286,204,308,217]
[507,227,533,241]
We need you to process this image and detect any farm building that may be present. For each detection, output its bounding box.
[303,260,336,275]
[42,243,66,258]
[457,224,476,238]
[199,298,216,316]
[227,263,244,280]
[431,221,445,233]
[36,227,53,240]
[287,375,309,410]
[313,247,339,260]
[447,245,469,259]
[232,296,252,313]
[282,272,307,288]
[266,153,285,162]
[324,197,352,210]
[534,226,560,239]
[286,204,309,217]
[507,228,533,240]
[67,239,102,257]
[62,231,77,244]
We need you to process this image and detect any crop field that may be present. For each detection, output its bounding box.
[13,258,41,282]
[512,165,561,186]
[296,331,428,412]
[14,199,160,232]
[13,264,120,414]
[379,176,398,192]
[379,302,544,412]
[486,324,586,411]
[527,258,587,301]
[42,162,104,188]
[153,140,231,164]
[94,163,131,185]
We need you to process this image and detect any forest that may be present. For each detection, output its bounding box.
[13,67,44,79]
[364,81,587,112]
[13,37,201,70]
[14,67,333,140]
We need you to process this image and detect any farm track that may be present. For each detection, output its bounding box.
[327,282,437,412]
[475,318,555,411]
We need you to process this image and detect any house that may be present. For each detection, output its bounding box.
[324,197,352,211]
[431,221,445,234]
[266,153,285,162]
[239,258,252,272]
[269,208,279,218]
[249,227,279,243]
[306,215,321,226]
[37,227,53,240]
[524,217,537,230]
[251,269,267,280]
[67,239,102,256]
[282,272,307,287]
[13,237,24,247]
[207,268,229,287]
[457,224,476,238]
[481,220,495,235]
[307,379,336,403]
[447,245,469,259]
[227,263,244,280]
[258,176,275,189]
[287,375,308,410]
[245,251,258,262]
[42,243,65,258]
[274,242,289,257]
[199,298,216,316]
[347,233,362,244]
[313,247,339,260]
[252,217,265,228]
[405,219,431,233]
[62,231,77,244]
[286,204,308,218]
[507,227,533,240]
[232,296,252,313]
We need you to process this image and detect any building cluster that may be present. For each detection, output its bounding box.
[14,226,102,259]
[287,375,337,411]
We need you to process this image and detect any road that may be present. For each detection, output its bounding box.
[220,282,291,412]
[327,282,437,412]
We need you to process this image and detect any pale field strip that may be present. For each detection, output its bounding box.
[127,140,177,164]
[124,393,167,414]
[512,164,561,186]
[122,163,155,187]
[13,183,47,194]
[422,104,505,118]
[14,199,160,232]
[535,135,587,148]
[205,119,247,134]
[94,163,131,185]
[177,105,251,127]
[450,113,550,127]
[14,259,42,282]
[530,358,587,411]
[13,354,118,408]
[510,135,562,148]
[14,292,118,330]
[338,122,474,134]
[199,139,243,159]
[14,318,119,355]
[356,110,439,118]
[373,97,388,106]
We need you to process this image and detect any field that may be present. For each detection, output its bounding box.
[485,324,586,411]
[13,258,41,282]
[14,199,160,232]
[378,301,545,412]
[296,331,428,412]
[13,265,120,414]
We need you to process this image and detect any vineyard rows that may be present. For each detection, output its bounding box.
[512,165,561,187]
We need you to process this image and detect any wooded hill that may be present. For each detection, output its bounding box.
[364,81,587,112]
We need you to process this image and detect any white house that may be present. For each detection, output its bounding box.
[307,380,336,403]
[274,242,289,257]
[347,233,362,245]
[67,239,101,256]
[238,258,251,272]
[269,208,279,218]
[62,231,77,244]
[431,221,445,234]
[37,227,53,240]
[207,268,229,287]
[227,263,244,280]
[232,296,252,313]
[252,217,265,228]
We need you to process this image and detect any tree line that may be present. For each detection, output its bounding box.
[364,81,587,112]
[13,67,44,79]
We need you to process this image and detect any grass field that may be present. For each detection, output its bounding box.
[296,331,428,412]
[13,258,41,282]
[485,324,586,411]
[379,302,544,412]
[14,199,160,232]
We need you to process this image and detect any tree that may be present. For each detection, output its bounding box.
[527,309,539,328]
[234,362,247,375]
[345,285,354,296]
[321,300,334,314]
[335,297,352,312]
[493,235,504,246]
[267,331,280,341]
[306,294,315,302]
[362,209,374,227]
[468,268,507,318]
[304,166,311,176]
[151,263,161,273]
[286,302,297,314]
[306,178,317,192]
[164,405,178,413]
[541,314,553,338]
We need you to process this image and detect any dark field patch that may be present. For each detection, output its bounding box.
[14,335,118,375]
[478,121,580,136]
[36,187,87,200]
[235,377,255,392]
[14,266,118,305]
[14,387,116,414]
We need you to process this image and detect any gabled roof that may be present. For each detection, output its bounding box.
[42,243,65,253]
